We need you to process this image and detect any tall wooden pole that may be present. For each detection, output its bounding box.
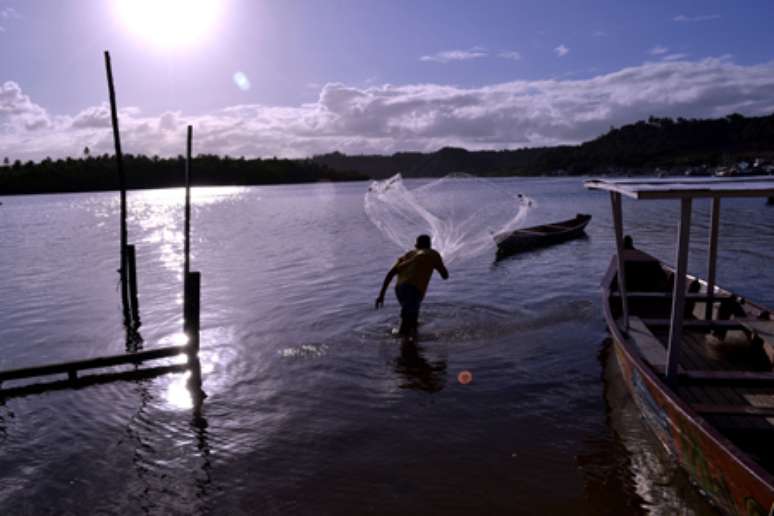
[184,125,192,278]
[611,192,629,331]
[666,198,693,385]
[705,197,721,320]
[104,51,130,325]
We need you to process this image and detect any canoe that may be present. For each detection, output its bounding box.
[494,213,591,260]
[586,177,774,515]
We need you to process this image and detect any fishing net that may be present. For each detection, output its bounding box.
[364,173,533,264]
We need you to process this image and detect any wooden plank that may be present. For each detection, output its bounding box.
[0,345,187,382]
[626,316,666,371]
[677,333,740,431]
[0,364,189,399]
[611,291,733,300]
[641,319,745,330]
[666,197,692,384]
[692,404,774,417]
[679,370,774,386]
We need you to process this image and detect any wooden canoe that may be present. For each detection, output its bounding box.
[603,248,774,515]
[494,213,591,260]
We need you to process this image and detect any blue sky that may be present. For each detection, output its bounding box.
[2,0,774,160]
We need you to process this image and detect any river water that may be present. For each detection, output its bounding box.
[0,177,772,515]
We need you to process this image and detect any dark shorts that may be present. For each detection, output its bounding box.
[395,283,424,320]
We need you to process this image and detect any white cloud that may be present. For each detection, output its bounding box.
[554,45,569,57]
[649,46,669,56]
[662,53,689,61]
[0,81,52,131]
[3,57,774,161]
[673,14,720,22]
[420,49,487,63]
[498,51,521,61]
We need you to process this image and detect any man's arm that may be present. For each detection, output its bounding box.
[375,266,398,309]
[435,254,449,280]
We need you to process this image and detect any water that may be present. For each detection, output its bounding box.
[0,178,772,515]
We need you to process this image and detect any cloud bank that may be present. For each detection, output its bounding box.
[3,57,774,161]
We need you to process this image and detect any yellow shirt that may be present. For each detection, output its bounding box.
[395,249,444,295]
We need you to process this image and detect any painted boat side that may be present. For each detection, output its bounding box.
[602,260,774,516]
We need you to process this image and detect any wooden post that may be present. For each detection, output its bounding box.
[610,192,629,331]
[184,271,201,357]
[666,198,693,385]
[705,197,720,320]
[104,50,130,325]
[127,244,141,327]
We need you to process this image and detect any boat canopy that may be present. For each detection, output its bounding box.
[584,176,774,384]
[584,176,774,200]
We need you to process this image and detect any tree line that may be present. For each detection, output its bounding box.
[312,112,774,178]
[0,152,366,195]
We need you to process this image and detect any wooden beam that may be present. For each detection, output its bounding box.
[0,345,187,383]
[641,318,744,330]
[104,50,130,326]
[0,364,188,399]
[692,403,774,417]
[611,291,733,300]
[680,370,774,386]
[610,191,629,331]
[666,197,692,385]
[705,197,720,320]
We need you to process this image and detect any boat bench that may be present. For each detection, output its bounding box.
[625,316,667,372]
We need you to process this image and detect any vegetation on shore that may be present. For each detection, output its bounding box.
[2,112,773,195]
[313,113,774,178]
[0,153,365,195]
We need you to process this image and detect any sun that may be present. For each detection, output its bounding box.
[114,0,222,51]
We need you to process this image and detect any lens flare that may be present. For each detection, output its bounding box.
[233,71,251,91]
[458,370,473,384]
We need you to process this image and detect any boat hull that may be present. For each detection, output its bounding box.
[495,213,591,260]
[604,266,774,515]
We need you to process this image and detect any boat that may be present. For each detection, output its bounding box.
[494,213,591,260]
[585,176,774,515]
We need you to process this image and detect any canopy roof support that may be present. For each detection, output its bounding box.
[666,198,693,384]
[705,197,721,320]
[610,192,629,331]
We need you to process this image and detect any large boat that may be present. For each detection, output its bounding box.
[585,176,774,515]
[494,213,591,260]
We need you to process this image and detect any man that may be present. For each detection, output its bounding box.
[375,234,449,339]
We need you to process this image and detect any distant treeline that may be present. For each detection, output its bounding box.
[3,112,774,195]
[0,154,366,195]
[312,112,774,178]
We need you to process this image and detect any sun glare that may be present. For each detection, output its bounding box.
[115,0,221,51]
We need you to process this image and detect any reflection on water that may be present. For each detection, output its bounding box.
[394,342,448,393]
[595,341,720,516]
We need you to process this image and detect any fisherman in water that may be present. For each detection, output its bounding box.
[375,234,449,340]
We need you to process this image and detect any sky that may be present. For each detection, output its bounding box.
[2,0,774,161]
